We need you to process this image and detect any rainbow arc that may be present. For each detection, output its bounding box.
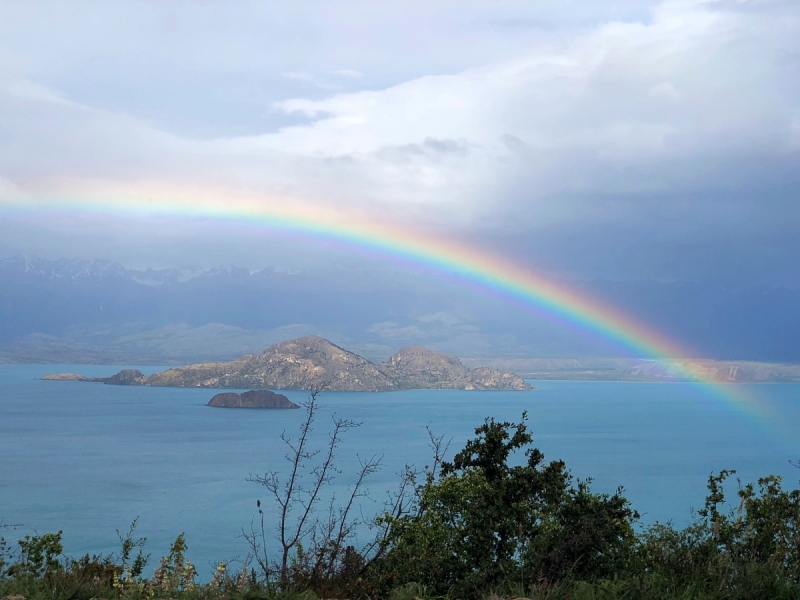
[5,182,766,417]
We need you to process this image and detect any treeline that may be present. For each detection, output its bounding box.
[3,394,800,600]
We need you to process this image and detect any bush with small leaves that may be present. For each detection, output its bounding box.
[148,533,197,595]
[638,469,800,596]
[7,532,63,580]
[373,414,639,598]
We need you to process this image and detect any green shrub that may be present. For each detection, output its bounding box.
[374,414,639,597]
[149,533,198,594]
[7,532,63,579]
[0,534,11,578]
[3,415,800,600]
[638,469,800,597]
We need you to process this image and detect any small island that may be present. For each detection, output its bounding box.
[207,389,299,409]
[41,369,147,384]
[41,373,86,381]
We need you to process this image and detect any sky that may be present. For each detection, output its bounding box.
[0,0,798,286]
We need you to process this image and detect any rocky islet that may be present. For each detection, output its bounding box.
[207,389,299,408]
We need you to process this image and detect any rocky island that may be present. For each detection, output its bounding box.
[41,373,88,381]
[43,336,533,392]
[207,390,299,408]
[42,369,147,384]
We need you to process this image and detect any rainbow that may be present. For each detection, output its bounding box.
[4,181,768,417]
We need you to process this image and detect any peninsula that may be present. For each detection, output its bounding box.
[42,336,533,392]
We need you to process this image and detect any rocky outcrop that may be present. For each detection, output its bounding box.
[148,337,395,391]
[207,390,299,409]
[96,369,147,385]
[45,336,533,392]
[41,373,86,381]
[462,367,532,391]
[41,369,147,384]
[379,346,531,390]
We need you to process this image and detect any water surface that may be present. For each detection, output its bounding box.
[1,364,798,576]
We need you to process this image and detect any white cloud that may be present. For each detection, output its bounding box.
[212,0,796,225]
[417,311,465,326]
[281,72,313,81]
[648,81,680,100]
[0,0,797,279]
[4,80,83,108]
[332,69,363,78]
[791,114,800,149]
[0,175,27,201]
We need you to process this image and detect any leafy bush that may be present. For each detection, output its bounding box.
[374,414,639,597]
[3,412,800,600]
[112,517,150,591]
[7,532,63,579]
[64,553,121,588]
[149,533,198,594]
[0,535,11,578]
[639,469,800,598]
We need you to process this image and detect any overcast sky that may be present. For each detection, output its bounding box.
[0,0,797,285]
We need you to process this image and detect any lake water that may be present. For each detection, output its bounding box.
[1,364,798,577]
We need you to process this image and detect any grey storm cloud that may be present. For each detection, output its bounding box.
[0,0,797,283]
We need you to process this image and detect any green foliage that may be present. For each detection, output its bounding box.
[0,535,10,578]
[374,414,639,597]
[523,479,639,582]
[115,517,150,589]
[149,533,198,594]
[7,531,63,579]
[638,469,800,597]
[287,541,369,598]
[65,553,121,587]
[3,416,800,600]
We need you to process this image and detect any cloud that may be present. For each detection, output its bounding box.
[282,72,314,81]
[367,311,478,342]
[648,81,680,100]
[417,311,466,326]
[4,80,83,108]
[792,114,800,149]
[332,69,363,78]
[0,0,797,283]
[0,175,27,201]
[231,0,797,234]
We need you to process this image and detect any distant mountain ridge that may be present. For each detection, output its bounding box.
[45,336,534,392]
[3,254,798,363]
[1,254,210,286]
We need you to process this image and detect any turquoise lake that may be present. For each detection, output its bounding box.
[1,364,799,577]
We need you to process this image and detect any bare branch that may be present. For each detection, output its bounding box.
[0,518,23,530]
[245,385,379,586]
[425,424,451,482]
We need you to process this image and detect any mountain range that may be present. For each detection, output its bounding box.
[1,254,798,365]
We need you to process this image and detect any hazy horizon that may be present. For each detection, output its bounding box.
[0,0,798,363]
[2,252,797,366]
